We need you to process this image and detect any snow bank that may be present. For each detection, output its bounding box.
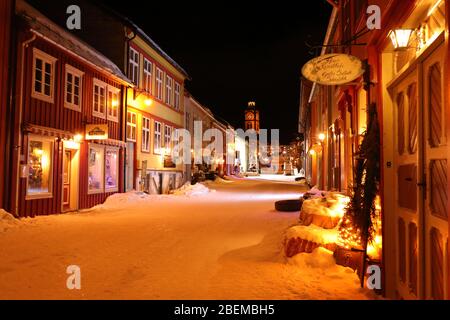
[286,224,339,245]
[302,192,349,218]
[288,247,340,269]
[172,182,214,197]
[0,209,20,232]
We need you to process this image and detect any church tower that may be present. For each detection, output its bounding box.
[244,101,260,132]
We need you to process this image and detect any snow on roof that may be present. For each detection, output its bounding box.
[16,0,132,85]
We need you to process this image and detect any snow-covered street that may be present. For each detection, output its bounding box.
[0,177,373,300]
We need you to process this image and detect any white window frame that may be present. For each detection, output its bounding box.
[142,116,151,153]
[64,64,84,112]
[127,111,137,142]
[105,146,120,193]
[107,86,120,123]
[93,78,107,119]
[88,143,105,195]
[129,47,140,86]
[164,125,173,150]
[32,48,57,103]
[156,67,163,100]
[174,81,181,110]
[26,135,54,200]
[143,58,153,94]
[154,121,162,154]
[165,75,173,106]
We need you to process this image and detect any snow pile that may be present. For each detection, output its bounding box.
[0,209,20,232]
[302,192,350,218]
[172,182,214,197]
[88,192,156,212]
[289,247,352,272]
[286,224,339,245]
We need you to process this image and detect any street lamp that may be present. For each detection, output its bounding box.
[389,29,414,50]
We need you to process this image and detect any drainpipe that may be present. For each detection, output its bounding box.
[14,33,36,216]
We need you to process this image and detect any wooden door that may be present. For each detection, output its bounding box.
[63,150,71,208]
[422,44,448,300]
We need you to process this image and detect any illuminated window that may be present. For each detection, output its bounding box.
[105,147,119,192]
[164,125,173,150]
[107,86,120,122]
[165,75,173,106]
[93,79,107,119]
[27,136,54,199]
[154,121,162,154]
[143,58,153,93]
[156,67,163,100]
[174,81,181,110]
[127,111,137,142]
[32,48,57,103]
[64,64,83,112]
[129,47,140,85]
[88,144,104,194]
[142,117,151,152]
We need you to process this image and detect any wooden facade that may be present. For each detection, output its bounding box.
[0,0,14,211]
[9,1,132,217]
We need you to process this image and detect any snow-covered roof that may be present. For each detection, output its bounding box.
[16,0,133,85]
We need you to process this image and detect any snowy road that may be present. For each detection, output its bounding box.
[0,177,373,300]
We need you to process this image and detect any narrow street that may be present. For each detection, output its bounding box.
[0,178,371,300]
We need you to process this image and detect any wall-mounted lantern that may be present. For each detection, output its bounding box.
[389,29,414,50]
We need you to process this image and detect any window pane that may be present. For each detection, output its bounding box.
[28,139,53,195]
[88,146,104,192]
[105,149,118,190]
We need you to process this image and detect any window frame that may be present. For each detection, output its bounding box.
[164,125,173,151]
[105,146,120,193]
[32,48,57,104]
[165,75,173,106]
[64,64,84,112]
[129,46,140,86]
[26,135,54,200]
[127,110,137,142]
[88,143,105,195]
[154,121,162,154]
[93,78,107,119]
[107,86,120,123]
[143,58,153,94]
[174,81,181,110]
[142,116,151,153]
[156,67,164,101]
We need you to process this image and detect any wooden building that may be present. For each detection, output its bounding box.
[301,0,450,299]
[9,0,132,217]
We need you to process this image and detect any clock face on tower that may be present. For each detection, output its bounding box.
[246,112,254,120]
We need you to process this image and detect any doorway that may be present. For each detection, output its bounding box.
[62,143,79,213]
[391,42,448,299]
[126,142,135,191]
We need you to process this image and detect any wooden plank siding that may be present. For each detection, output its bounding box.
[15,34,127,217]
[0,0,13,210]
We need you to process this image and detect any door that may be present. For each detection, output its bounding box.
[392,43,448,300]
[63,150,71,208]
[126,142,135,191]
[422,45,448,300]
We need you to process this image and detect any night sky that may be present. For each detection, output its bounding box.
[100,0,332,144]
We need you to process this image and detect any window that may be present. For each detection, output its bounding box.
[142,117,151,152]
[105,148,119,192]
[127,111,137,142]
[165,75,173,105]
[174,81,181,110]
[107,87,120,122]
[93,79,107,119]
[27,136,54,199]
[32,48,57,103]
[164,125,173,151]
[154,121,162,154]
[156,67,163,100]
[64,64,83,111]
[129,47,140,85]
[143,58,153,93]
[88,144,105,194]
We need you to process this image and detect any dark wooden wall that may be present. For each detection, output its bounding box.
[0,0,13,211]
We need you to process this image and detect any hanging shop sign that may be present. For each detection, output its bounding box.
[302,53,364,86]
[85,124,109,140]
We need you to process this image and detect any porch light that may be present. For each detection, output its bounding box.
[389,29,414,50]
[145,98,153,107]
[309,149,316,156]
[318,133,326,142]
[74,134,83,143]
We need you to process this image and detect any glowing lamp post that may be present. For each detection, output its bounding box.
[389,29,414,50]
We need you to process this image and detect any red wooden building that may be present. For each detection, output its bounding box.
[9,0,132,217]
